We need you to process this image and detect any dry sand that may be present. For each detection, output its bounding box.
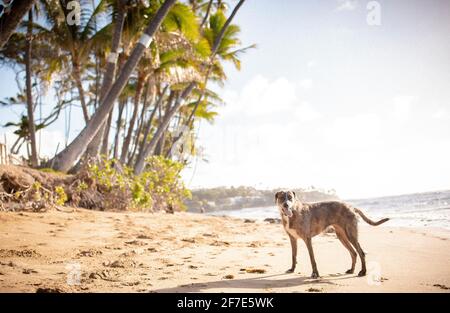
[0,209,449,293]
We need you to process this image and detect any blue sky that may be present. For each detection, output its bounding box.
[1,0,450,198]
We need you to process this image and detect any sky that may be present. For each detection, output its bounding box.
[1,0,450,199]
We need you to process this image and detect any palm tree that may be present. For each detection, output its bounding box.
[25,9,38,166]
[133,81,195,174]
[84,0,128,159]
[37,0,111,124]
[120,68,149,162]
[119,1,205,164]
[48,0,177,172]
[0,0,36,48]
[162,0,253,164]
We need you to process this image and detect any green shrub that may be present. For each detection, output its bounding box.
[82,156,190,211]
[55,186,68,206]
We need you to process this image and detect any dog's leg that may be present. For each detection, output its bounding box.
[286,234,297,273]
[335,226,357,274]
[305,237,319,278]
[345,225,366,276]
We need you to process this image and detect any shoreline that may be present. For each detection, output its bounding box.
[1,209,449,293]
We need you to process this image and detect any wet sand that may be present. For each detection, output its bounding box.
[0,209,449,292]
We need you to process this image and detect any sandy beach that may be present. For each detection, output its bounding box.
[0,209,449,293]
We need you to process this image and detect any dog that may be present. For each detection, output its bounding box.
[275,190,389,278]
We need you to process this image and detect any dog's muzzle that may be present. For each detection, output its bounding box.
[281,205,293,218]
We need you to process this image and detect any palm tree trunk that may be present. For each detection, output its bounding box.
[10,137,21,155]
[134,82,195,175]
[200,0,213,27]
[127,82,154,166]
[167,0,246,154]
[73,62,90,123]
[25,10,38,167]
[113,99,126,160]
[211,0,246,57]
[100,111,113,156]
[0,0,36,49]
[136,86,168,163]
[120,72,146,163]
[154,132,166,156]
[48,0,177,172]
[85,0,127,159]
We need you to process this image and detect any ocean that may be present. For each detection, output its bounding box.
[207,190,450,230]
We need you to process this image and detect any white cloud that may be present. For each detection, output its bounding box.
[336,0,358,11]
[294,102,322,122]
[184,74,450,199]
[322,114,381,149]
[307,60,317,68]
[432,108,450,120]
[299,79,313,89]
[221,75,297,117]
[392,95,415,122]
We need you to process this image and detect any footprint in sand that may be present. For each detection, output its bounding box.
[433,284,450,290]
[125,240,147,246]
[77,249,103,257]
[121,281,140,286]
[204,272,218,276]
[136,234,152,239]
[307,287,323,292]
[223,274,235,279]
[89,269,120,282]
[22,269,38,274]
[0,249,41,258]
[36,287,63,293]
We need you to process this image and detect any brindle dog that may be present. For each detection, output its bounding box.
[275,190,389,278]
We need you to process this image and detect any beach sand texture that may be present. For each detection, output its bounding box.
[0,209,449,292]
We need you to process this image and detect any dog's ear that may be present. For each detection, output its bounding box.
[292,191,296,198]
[275,191,281,202]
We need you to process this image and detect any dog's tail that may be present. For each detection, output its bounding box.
[354,208,389,226]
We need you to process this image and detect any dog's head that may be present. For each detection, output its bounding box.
[275,190,296,218]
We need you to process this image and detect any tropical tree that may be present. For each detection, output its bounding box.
[0,0,36,49]
[36,0,111,123]
[21,8,38,166]
[84,0,128,159]
[133,0,249,174]
[47,0,177,172]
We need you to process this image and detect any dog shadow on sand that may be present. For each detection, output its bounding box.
[152,272,357,292]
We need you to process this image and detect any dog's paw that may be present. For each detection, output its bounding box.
[345,269,354,274]
[285,268,295,273]
[357,270,366,277]
[311,272,320,279]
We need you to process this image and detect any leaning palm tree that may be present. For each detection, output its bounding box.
[133,0,248,175]
[161,0,254,164]
[47,0,177,172]
[84,0,128,159]
[120,1,206,164]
